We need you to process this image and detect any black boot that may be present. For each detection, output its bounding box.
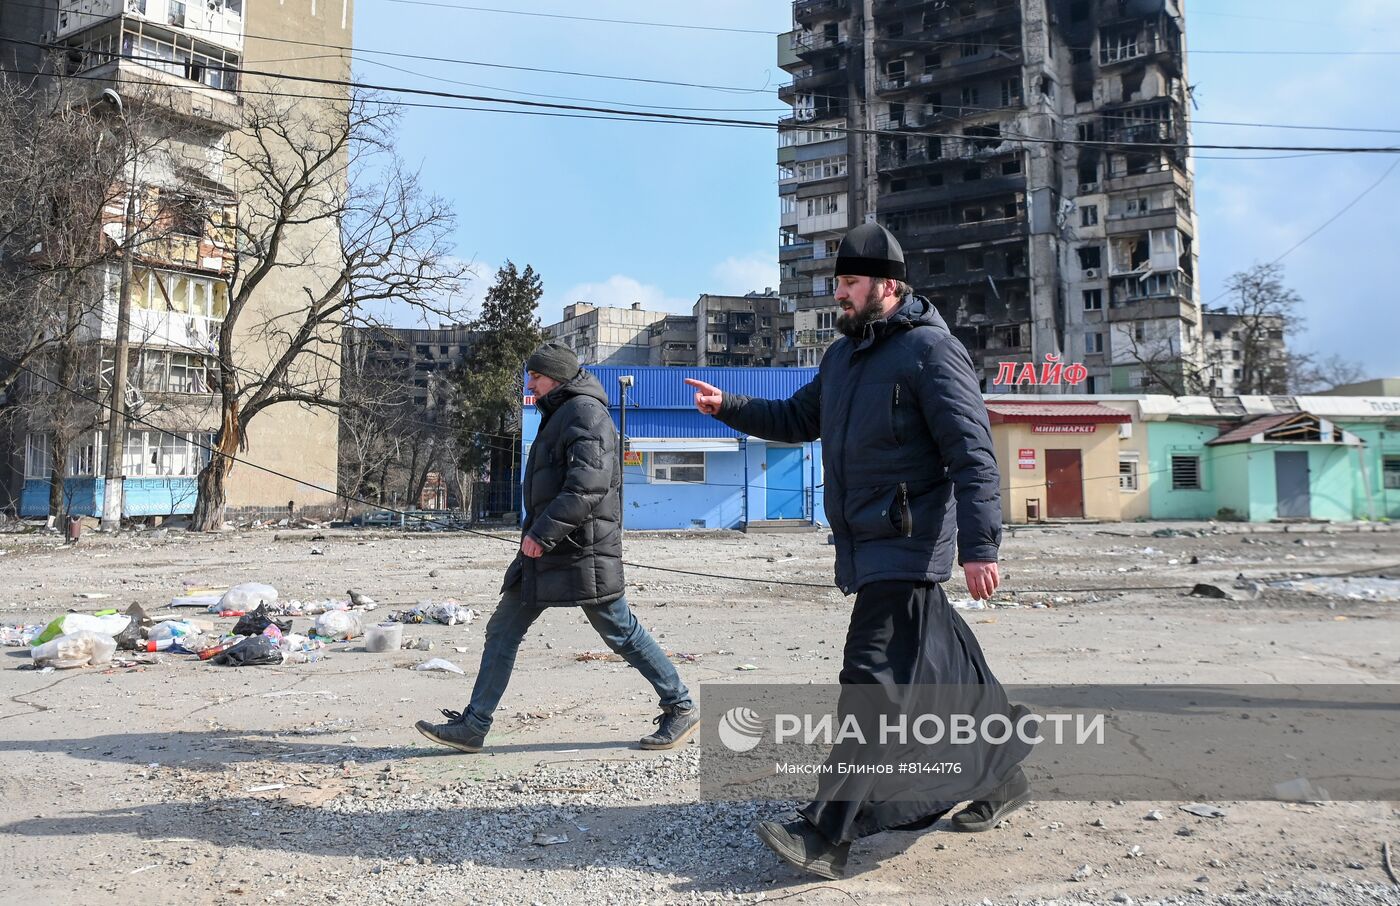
[414,709,486,753]
[639,703,699,750]
[951,766,1031,832]
[756,818,850,880]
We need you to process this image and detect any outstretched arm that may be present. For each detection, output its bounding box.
[684,375,822,443]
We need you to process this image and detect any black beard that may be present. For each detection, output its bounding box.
[835,285,886,338]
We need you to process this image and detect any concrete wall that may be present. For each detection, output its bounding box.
[1146,421,1218,520]
[224,0,353,511]
[1339,422,1400,520]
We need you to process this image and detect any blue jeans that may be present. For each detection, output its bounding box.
[462,586,692,736]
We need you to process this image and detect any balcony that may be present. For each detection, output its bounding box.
[881,174,1025,211]
[797,328,838,347]
[894,216,1027,250]
[879,51,1023,94]
[793,30,849,57]
[1106,296,1197,324]
[1104,208,1187,237]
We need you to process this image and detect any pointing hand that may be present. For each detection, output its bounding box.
[683,378,723,416]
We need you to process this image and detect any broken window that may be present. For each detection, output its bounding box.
[1170,456,1201,490]
[1077,246,1102,271]
[1086,331,1104,353]
[1000,76,1022,107]
[1001,157,1022,175]
[927,172,945,187]
[961,86,981,107]
[928,255,947,275]
[961,36,983,58]
[1081,205,1099,227]
[1383,457,1400,490]
[963,166,983,182]
[965,250,985,271]
[925,52,943,70]
[1083,289,1103,311]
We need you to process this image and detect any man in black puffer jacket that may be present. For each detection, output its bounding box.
[417,343,697,753]
[687,224,1029,879]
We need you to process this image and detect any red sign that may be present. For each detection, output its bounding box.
[523,395,536,405]
[1032,424,1097,434]
[1017,448,1036,470]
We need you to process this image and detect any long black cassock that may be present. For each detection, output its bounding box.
[798,580,1031,843]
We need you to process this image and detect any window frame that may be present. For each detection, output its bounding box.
[1170,455,1201,491]
[650,451,707,484]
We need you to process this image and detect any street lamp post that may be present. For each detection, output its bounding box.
[99,89,137,532]
[617,375,633,534]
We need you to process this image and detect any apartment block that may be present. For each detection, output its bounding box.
[694,292,796,367]
[1202,310,1288,397]
[1,0,351,518]
[778,0,1202,393]
[546,302,669,366]
[648,315,700,367]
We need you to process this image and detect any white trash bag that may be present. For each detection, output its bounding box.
[31,630,117,669]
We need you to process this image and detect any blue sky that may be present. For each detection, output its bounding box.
[338,0,1399,378]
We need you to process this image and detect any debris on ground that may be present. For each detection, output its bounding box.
[1181,803,1227,819]
[412,658,465,674]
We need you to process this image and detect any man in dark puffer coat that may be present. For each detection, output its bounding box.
[687,224,1030,879]
[416,343,697,753]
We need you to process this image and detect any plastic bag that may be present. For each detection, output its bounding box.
[148,620,200,642]
[412,657,465,674]
[31,613,131,646]
[208,635,281,667]
[31,630,117,668]
[233,604,292,637]
[314,610,362,641]
[216,583,279,613]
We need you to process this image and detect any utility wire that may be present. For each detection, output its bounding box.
[9,50,1400,156]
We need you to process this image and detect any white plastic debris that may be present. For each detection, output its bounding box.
[30,630,117,669]
[314,610,363,641]
[412,658,465,675]
[216,583,279,612]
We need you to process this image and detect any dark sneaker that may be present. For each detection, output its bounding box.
[888,806,954,832]
[755,819,850,880]
[414,709,485,753]
[951,766,1031,832]
[639,703,700,750]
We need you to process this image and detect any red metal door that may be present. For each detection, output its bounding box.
[1045,449,1084,518]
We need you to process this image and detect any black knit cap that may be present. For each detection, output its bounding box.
[525,341,580,383]
[833,222,906,280]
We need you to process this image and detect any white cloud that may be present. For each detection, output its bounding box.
[548,275,692,323]
[709,252,779,297]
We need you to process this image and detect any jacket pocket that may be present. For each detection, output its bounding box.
[844,483,904,541]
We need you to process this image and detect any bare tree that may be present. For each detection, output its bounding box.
[1291,352,1367,395]
[190,90,466,531]
[337,328,414,520]
[1222,262,1304,395]
[0,72,180,519]
[1120,324,1207,396]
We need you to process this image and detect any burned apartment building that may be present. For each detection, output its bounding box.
[1201,309,1289,397]
[694,292,797,367]
[778,0,1202,392]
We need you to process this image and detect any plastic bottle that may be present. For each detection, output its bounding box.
[144,638,175,652]
[198,642,232,661]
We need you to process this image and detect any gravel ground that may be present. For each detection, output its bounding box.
[1,520,1397,905]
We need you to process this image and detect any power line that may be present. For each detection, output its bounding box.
[10,49,1400,156]
[380,0,777,36]
[1202,154,1400,307]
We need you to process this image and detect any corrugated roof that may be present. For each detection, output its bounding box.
[586,365,818,409]
[986,402,1132,423]
[1206,412,1301,446]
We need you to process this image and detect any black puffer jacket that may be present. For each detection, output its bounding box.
[715,295,1001,594]
[510,368,624,607]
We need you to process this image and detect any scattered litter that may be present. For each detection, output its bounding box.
[952,599,986,610]
[170,594,223,609]
[1071,863,1093,881]
[364,622,403,653]
[1,625,42,646]
[245,783,286,793]
[216,583,279,613]
[315,610,363,641]
[208,635,282,667]
[575,651,621,663]
[1270,576,1400,603]
[413,658,465,674]
[532,827,570,846]
[32,612,131,646]
[735,664,759,671]
[31,630,116,669]
[1144,810,1164,821]
[232,605,291,638]
[74,592,112,600]
[1180,803,1226,819]
[389,601,477,626]
[130,864,160,875]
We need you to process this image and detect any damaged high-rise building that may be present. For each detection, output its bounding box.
[778,0,1202,394]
